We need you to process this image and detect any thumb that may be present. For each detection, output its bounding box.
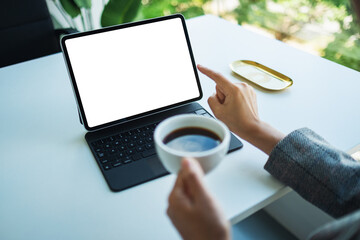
[216,85,226,104]
[208,94,222,117]
[181,158,209,202]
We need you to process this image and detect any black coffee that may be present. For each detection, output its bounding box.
[163,127,221,152]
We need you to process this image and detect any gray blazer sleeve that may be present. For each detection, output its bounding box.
[264,128,360,218]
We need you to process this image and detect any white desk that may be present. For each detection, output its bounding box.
[1,15,359,239]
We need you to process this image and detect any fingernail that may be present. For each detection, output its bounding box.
[181,158,191,169]
[183,158,197,173]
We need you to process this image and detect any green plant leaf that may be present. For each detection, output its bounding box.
[101,0,142,27]
[141,0,210,19]
[60,0,81,18]
[74,0,92,9]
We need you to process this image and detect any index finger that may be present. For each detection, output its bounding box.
[197,64,233,91]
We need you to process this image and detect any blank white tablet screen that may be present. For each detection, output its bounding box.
[64,18,200,128]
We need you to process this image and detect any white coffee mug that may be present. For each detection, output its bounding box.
[154,114,230,174]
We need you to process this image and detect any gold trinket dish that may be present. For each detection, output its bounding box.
[230,60,293,90]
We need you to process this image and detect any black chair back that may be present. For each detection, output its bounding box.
[0,0,59,68]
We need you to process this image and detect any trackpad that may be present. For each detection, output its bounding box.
[146,156,169,176]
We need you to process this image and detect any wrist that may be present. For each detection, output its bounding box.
[242,121,285,155]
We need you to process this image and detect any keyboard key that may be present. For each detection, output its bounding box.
[97,152,105,158]
[112,161,122,168]
[132,135,139,141]
[118,145,126,151]
[101,158,110,164]
[122,157,132,164]
[195,109,206,115]
[124,131,133,136]
[137,146,144,152]
[103,163,112,170]
[95,139,104,145]
[202,113,212,118]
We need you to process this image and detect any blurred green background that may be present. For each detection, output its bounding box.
[49,0,360,72]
